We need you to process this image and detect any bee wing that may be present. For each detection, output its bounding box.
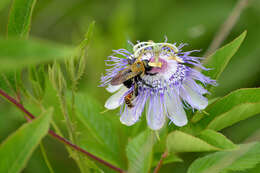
[110,69,132,85]
[111,68,139,85]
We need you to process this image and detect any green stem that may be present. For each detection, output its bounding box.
[71,83,89,171]
[153,150,168,173]
[49,111,85,171]
[58,93,75,140]
[57,92,87,173]
[40,143,55,173]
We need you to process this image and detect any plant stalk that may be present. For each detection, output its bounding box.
[153,150,168,173]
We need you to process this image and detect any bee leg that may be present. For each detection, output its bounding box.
[137,75,154,88]
[134,84,139,96]
[123,78,133,88]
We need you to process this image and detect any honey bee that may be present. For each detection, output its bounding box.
[110,58,153,108]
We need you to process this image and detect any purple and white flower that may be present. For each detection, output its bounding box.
[100,40,216,130]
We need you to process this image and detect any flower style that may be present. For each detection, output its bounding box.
[100,40,216,130]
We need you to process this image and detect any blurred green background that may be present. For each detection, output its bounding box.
[0,0,260,172]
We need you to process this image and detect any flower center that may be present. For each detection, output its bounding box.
[147,57,168,74]
[139,61,186,93]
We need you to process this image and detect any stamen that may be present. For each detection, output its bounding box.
[148,62,162,68]
[168,55,184,63]
[156,43,179,53]
[133,41,155,52]
[134,44,155,57]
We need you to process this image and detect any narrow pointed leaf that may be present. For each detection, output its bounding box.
[197,88,260,129]
[7,0,37,38]
[203,31,247,81]
[166,131,219,153]
[188,142,260,173]
[80,21,95,49]
[198,129,236,150]
[0,37,76,71]
[207,102,260,131]
[126,130,155,173]
[0,110,52,173]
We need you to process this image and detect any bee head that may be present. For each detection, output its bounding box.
[142,60,153,71]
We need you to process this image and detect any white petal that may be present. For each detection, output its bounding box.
[106,84,123,93]
[167,60,178,74]
[186,79,208,95]
[160,61,178,80]
[182,84,208,110]
[165,91,187,127]
[146,94,166,130]
[120,92,147,126]
[105,86,128,110]
[120,106,137,126]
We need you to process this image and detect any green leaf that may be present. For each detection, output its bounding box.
[152,153,183,167]
[79,21,95,50]
[191,97,220,123]
[166,130,219,153]
[0,37,76,72]
[188,142,260,173]
[7,0,37,38]
[197,88,260,129]
[126,129,155,173]
[0,72,18,94]
[74,93,126,168]
[0,110,52,173]
[198,129,236,150]
[0,0,11,12]
[203,31,247,82]
[207,102,260,131]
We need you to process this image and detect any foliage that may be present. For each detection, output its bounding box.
[0,0,260,173]
[0,110,52,173]
[126,130,155,173]
[7,0,37,38]
[0,37,76,71]
[188,142,260,173]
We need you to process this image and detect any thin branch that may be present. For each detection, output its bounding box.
[153,150,168,173]
[0,88,125,173]
[204,0,250,58]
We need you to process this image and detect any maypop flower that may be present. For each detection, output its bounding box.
[100,40,216,130]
